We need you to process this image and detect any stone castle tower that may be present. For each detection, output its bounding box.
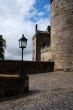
[51,0,73,71]
[32,25,51,61]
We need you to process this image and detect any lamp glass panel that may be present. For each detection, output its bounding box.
[21,40,27,48]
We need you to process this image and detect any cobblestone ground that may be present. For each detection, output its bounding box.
[0,72,73,110]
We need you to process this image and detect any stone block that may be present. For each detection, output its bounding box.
[0,74,29,98]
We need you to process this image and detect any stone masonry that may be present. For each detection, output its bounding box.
[32,25,51,61]
[32,0,73,71]
[51,0,73,71]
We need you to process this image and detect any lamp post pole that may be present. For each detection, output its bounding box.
[18,34,29,92]
[21,48,24,75]
[19,34,28,76]
[22,48,24,61]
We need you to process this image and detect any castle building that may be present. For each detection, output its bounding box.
[32,0,73,71]
[51,0,73,71]
[32,25,51,61]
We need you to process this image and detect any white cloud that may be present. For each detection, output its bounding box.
[44,4,50,11]
[37,12,45,17]
[0,0,50,60]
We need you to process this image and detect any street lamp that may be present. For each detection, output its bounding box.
[19,34,28,76]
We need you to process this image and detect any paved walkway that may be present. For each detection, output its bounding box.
[0,72,73,110]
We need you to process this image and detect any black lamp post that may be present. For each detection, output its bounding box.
[19,34,28,76]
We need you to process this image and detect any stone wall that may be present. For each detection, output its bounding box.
[51,0,73,71]
[32,26,51,62]
[40,47,52,61]
[0,60,54,74]
[0,75,29,98]
[37,32,50,61]
[0,60,54,98]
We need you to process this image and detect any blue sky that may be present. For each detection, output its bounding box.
[30,0,50,22]
[0,0,50,60]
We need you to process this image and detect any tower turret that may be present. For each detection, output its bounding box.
[51,0,73,71]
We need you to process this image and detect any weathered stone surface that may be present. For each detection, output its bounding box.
[32,26,51,62]
[0,60,54,74]
[0,75,29,98]
[41,47,52,61]
[51,0,73,71]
